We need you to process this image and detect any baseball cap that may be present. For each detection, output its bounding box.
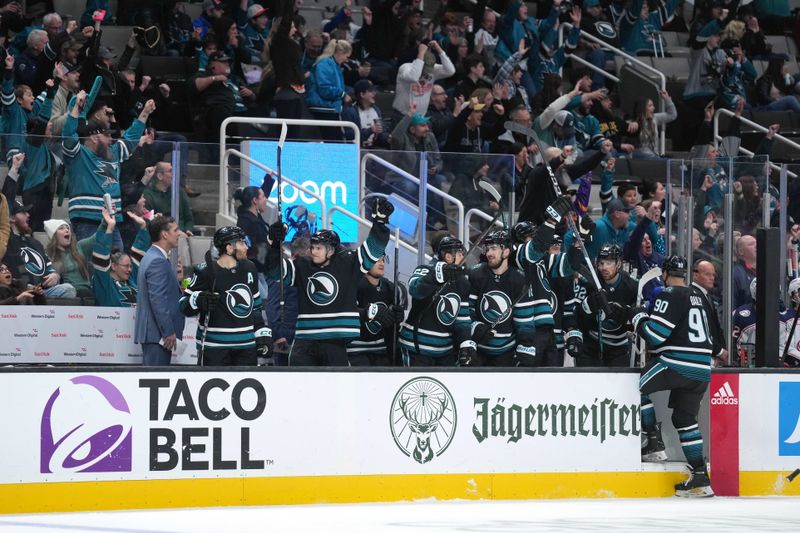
[553,111,575,137]
[353,79,376,96]
[584,0,601,7]
[98,46,115,60]
[247,3,269,19]
[44,219,70,240]
[409,113,431,126]
[606,198,627,215]
[78,119,111,137]
[203,0,223,11]
[11,200,33,216]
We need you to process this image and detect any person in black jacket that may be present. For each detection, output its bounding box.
[753,58,800,111]
[235,174,276,302]
[0,263,46,305]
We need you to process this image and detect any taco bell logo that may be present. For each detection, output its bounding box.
[40,375,132,474]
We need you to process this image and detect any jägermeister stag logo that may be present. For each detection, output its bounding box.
[390,377,456,464]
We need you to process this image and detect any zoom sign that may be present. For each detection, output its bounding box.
[246,140,359,243]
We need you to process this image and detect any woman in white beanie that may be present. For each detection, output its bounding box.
[44,220,93,298]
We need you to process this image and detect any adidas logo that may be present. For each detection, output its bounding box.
[711,381,738,405]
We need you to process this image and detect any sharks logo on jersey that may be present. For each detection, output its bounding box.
[226,283,254,318]
[20,247,47,277]
[480,291,512,324]
[436,292,461,326]
[96,160,120,188]
[307,272,339,306]
[595,21,617,39]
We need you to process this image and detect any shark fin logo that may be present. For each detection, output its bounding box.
[307,272,339,306]
[390,377,456,464]
[40,375,132,474]
[595,21,617,39]
[226,283,254,318]
[21,247,47,277]
[479,290,512,325]
[436,293,461,326]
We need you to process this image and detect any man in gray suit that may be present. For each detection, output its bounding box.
[135,215,185,366]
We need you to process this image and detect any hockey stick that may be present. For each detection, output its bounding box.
[504,121,604,294]
[392,227,401,366]
[277,122,288,322]
[197,250,219,366]
[630,266,662,367]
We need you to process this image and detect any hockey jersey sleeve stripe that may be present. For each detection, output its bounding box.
[642,322,668,345]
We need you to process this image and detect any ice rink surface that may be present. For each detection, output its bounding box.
[2,498,800,532]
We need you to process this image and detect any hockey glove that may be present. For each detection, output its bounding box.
[607,302,629,325]
[255,329,273,357]
[628,305,649,335]
[472,321,495,344]
[391,304,405,324]
[578,215,595,244]
[457,340,477,367]
[515,344,538,367]
[367,302,395,329]
[268,221,288,248]
[372,197,395,225]
[585,288,610,318]
[195,291,220,314]
[435,261,464,284]
[565,329,583,358]
[546,196,572,223]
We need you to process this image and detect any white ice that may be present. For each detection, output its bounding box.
[2,497,800,532]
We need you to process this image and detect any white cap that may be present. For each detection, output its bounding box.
[44,219,70,241]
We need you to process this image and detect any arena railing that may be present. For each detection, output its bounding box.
[713,108,800,179]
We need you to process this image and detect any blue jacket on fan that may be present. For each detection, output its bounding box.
[305,56,346,113]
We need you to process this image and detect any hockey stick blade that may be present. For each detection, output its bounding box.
[478,180,502,205]
[504,120,538,142]
[636,267,663,306]
[278,121,288,148]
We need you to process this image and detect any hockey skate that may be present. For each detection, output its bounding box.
[641,423,667,462]
[675,465,714,498]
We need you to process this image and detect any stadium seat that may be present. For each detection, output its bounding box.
[53,0,86,20]
[99,25,135,57]
[651,57,690,82]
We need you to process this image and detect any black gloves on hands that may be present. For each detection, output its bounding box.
[578,215,595,244]
[472,321,495,344]
[628,305,649,334]
[391,304,405,324]
[435,261,465,284]
[565,329,583,358]
[196,291,220,314]
[458,342,477,367]
[268,221,287,248]
[546,196,572,222]
[367,302,395,328]
[607,301,629,325]
[255,334,273,357]
[372,197,395,225]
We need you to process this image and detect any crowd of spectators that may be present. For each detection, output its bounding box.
[0,0,797,368]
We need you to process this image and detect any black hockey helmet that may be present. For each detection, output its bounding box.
[483,229,512,249]
[663,255,688,277]
[597,243,623,262]
[434,235,465,259]
[310,229,340,250]
[213,226,248,253]
[511,220,536,244]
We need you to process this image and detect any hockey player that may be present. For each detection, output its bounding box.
[267,198,393,366]
[347,255,407,366]
[510,197,579,366]
[574,243,637,367]
[784,278,800,367]
[180,226,272,366]
[733,278,798,367]
[467,230,536,366]
[399,234,473,366]
[92,208,151,307]
[630,255,714,498]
